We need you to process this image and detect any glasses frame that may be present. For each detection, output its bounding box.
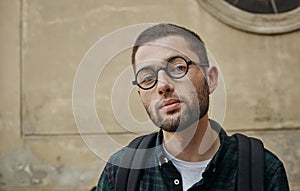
[132,56,208,90]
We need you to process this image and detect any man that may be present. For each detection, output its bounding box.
[96,23,289,191]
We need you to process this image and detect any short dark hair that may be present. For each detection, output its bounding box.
[131,23,209,68]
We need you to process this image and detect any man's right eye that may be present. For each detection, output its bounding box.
[141,76,155,84]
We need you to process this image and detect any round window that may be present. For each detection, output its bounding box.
[198,0,300,34]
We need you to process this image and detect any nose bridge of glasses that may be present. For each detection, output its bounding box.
[156,66,173,84]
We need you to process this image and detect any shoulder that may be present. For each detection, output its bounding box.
[107,147,126,166]
[97,132,159,190]
[229,133,287,177]
[229,133,289,190]
[264,149,289,190]
[96,148,125,191]
[104,132,158,166]
[264,148,284,171]
[231,133,289,190]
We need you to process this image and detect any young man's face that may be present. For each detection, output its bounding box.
[134,35,209,132]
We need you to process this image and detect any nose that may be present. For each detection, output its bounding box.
[157,70,174,95]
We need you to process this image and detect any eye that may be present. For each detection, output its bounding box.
[169,62,188,75]
[137,69,156,85]
[141,75,155,84]
[173,65,187,72]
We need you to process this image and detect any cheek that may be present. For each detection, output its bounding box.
[179,74,206,101]
[176,83,198,103]
[180,73,202,94]
[188,72,206,92]
[139,91,153,106]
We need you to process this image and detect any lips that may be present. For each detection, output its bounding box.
[159,99,181,112]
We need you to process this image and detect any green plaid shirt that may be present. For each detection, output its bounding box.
[97,121,289,191]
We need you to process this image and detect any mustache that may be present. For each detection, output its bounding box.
[147,95,182,111]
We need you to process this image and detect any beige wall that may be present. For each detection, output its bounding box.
[0,0,299,190]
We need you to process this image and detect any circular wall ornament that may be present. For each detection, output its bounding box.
[198,0,300,34]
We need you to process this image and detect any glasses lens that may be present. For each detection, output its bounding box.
[167,57,189,78]
[136,68,156,89]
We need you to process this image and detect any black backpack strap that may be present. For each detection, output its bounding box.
[115,132,158,191]
[249,136,264,191]
[235,133,251,191]
[115,136,144,191]
[235,133,265,191]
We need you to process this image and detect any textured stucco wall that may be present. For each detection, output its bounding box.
[0,0,299,190]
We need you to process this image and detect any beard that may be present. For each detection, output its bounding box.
[145,79,209,132]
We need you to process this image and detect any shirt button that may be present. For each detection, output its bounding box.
[174,179,180,185]
[163,157,169,163]
[212,168,216,173]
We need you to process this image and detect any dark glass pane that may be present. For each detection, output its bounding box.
[224,0,299,14]
[276,0,299,13]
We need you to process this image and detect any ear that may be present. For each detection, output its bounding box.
[206,66,218,94]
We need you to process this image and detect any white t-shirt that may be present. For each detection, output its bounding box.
[163,144,211,191]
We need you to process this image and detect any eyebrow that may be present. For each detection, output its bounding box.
[135,55,186,70]
[164,54,190,62]
[135,54,206,73]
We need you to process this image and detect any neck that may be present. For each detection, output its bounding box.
[162,115,220,162]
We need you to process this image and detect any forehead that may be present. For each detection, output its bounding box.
[135,36,198,68]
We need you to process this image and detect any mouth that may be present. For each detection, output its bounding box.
[159,99,182,113]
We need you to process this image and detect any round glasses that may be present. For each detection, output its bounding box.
[132,56,208,90]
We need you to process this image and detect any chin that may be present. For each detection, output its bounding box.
[159,113,198,133]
